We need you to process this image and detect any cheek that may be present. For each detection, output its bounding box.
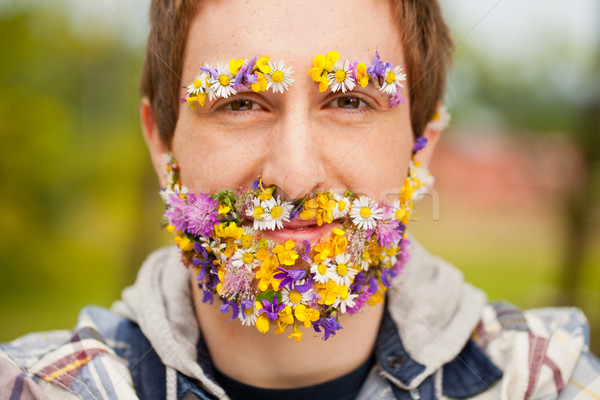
[329,118,413,201]
[171,118,262,193]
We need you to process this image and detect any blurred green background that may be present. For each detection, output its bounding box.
[1,1,599,354]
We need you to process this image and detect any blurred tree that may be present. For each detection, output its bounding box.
[0,7,165,340]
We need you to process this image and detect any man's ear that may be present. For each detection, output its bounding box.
[414,123,442,166]
[140,97,169,187]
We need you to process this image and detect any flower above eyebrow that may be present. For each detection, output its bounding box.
[308,51,340,92]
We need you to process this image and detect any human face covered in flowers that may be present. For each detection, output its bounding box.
[144,0,439,342]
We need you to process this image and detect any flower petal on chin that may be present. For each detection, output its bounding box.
[256,314,270,333]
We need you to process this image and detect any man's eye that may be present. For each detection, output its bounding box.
[332,97,368,109]
[224,99,261,111]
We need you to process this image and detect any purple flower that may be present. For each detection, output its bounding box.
[366,51,392,85]
[240,299,254,313]
[273,267,306,290]
[293,276,313,293]
[185,193,218,237]
[220,300,239,320]
[252,179,261,190]
[193,256,212,282]
[199,65,218,80]
[299,240,312,263]
[347,292,370,315]
[376,219,404,248]
[259,297,284,321]
[234,57,258,89]
[389,90,406,108]
[289,200,304,220]
[381,268,397,287]
[367,277,379,294]
[413,137,428,152]
[164,194,188,232]
[201,289,213,305]
[313,316,343,341]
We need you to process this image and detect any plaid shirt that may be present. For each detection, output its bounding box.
[1,301,599,400]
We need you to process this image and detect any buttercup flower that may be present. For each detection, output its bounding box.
[266,60,294,94]
[309,51,340,92]
[350,196,383,230]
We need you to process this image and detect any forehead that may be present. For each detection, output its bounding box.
[183,0,404,77]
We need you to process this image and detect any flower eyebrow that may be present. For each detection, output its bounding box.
[308,51,407,108]
[183,57,295,110]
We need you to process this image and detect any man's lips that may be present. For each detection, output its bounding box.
[254,219,340,244]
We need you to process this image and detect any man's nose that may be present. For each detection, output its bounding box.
[259,105,327,200]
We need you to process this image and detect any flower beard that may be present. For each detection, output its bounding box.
[160,155,431,342]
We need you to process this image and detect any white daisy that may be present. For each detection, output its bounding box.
[332,193,351,219]
[266,60,294,94]
[409,160,434,200]
[328,60,356,93]
[281,287,312,308]
[247,198,270,231]
[333,293,359,314]
[379,66,406,95]
[310,258,335,284]
[208,63,236,100]
[201,237,226,263]
[331,253,358,287]
[238,225,257,249]
[186,70,209,96]
[231,248,259,270]
[239,303,259,326]
[261,196,292,230]
[381,242,401,268]
[350,196,383,230]
[425,105,451,132]
[358,251,371,272]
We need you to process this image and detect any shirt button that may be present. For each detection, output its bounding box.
[386,354,405,369]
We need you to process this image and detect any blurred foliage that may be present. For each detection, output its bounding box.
[0,8,166,339]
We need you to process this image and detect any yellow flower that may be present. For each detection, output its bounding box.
[186,94,207,110]
[273,239,299,266]
[287,324,303,343]
[229,58,245,76]
[356,62,369,87]
[312,242,331,264]
[318,280,347,305]
[255,56,272,74]
[279,305,295,325]
[256,313,270,333]
[251,72,268,92]
[218,203,231,214]
[173,234,194,251]
[294,304,320,328]
[330,228,348,256]
[214,222,244,240]
[308,51,340,92]
[255,249,281,291]
[258,185,274,201]
[299,193,336,226]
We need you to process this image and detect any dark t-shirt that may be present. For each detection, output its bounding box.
[213,356,374,400]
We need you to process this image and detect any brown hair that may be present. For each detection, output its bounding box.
[140,0,453,145]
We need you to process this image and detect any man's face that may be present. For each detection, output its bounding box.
[170,0,414,243]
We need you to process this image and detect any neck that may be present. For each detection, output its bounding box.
[191,277,384,389]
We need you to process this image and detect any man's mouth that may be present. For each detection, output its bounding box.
[255,219,340,245]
